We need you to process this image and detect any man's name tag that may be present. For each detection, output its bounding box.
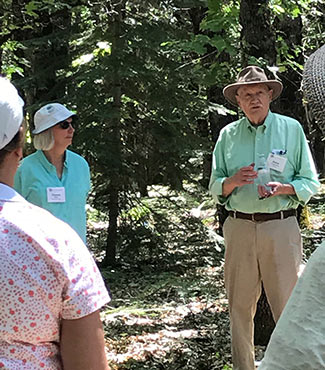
[47,187,66,203]
[267,153,287,172]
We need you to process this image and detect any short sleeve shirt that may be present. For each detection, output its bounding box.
[0,184,110,369]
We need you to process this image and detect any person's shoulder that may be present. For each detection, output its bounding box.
[16,151,41,173]
[17,199,84,246]
[219,117,245,136]
[272,112,302,128]
[5,200,89,272]
[66,150,89,168]
[20,150,40,165]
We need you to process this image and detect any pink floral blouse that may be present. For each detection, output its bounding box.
[0,184,110,369]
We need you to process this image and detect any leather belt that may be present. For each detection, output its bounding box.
[228,209,297,222]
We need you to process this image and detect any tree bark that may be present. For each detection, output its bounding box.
[240,0,276,66]
[103,1,125,267]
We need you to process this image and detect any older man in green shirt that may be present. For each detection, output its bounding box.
[209,66,320,370]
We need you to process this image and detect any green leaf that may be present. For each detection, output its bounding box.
[271,4,285,15]
[207,0,221,12]
[209,35,226,52]
[25,1,40,18]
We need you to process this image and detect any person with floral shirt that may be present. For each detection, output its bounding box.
[0,77,111,369]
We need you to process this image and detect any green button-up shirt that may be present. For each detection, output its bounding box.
[209,111,320,213]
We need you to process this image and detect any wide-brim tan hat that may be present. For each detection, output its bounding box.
[223,65,283,106]
[303,44,325,138]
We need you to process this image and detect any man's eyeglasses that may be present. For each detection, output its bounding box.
[57,117,77,130]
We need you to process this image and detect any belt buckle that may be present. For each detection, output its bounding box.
[233,211,237,219]
[252,213,255,221]
[280,211,284,220]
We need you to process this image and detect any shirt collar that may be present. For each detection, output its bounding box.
[38,150,69,170]
[38,150,54,171]
[63,150,69,168]
[244,110,273,133]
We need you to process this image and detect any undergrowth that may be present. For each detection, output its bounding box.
[87,183,325,370]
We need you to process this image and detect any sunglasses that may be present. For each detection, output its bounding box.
[57,117,77,130]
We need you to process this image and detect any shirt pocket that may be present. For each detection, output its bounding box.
[269,155,295,183]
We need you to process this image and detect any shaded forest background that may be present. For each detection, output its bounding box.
[0,0,324,265]
[1,1,325,369]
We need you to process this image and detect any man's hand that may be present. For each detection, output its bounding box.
[258,182,296,199]
[222,163,257,197]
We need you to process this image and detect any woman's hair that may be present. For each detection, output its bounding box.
[33,128,54,151]
[0,125,25,165]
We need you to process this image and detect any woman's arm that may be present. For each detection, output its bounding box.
[60,310,110,370]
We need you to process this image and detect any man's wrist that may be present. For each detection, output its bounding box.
[222,176,237,197]
[279,183,295,195]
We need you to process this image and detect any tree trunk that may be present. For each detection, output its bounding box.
[103,1,125,267]
[105,186,119,266]
[272,15,304,121]
[240,0,276,66]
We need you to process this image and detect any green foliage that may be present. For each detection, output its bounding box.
[186,0,325,82]
[191,1,241,85]
[62,1,210,222]
[24,0,71,16]
[1,0,324,365]
[2,0,325,262]
[301,0,325,52]
[269,0,302,17]
[201,2,239,34]
[121,204,151,222]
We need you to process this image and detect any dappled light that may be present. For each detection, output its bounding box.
[2,1,325,368]
[88,183,325,369]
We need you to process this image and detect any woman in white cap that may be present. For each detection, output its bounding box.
[14,103,90,243]
[0,78,110,368]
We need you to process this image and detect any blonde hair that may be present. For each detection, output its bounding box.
[33,128,54,150]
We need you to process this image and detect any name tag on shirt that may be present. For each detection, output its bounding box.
[267,153,287,173]
[47,187,66,203]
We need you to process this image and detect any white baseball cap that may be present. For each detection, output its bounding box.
[0,77,24,150]
[33,103,75,134]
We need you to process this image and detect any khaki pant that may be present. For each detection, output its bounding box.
[223,216,302,370]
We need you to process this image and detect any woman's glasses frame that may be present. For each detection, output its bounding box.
[57,117,77,130]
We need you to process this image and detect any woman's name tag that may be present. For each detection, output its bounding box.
[47,187,66,203]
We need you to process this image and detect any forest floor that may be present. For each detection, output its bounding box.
[89,182,325,370]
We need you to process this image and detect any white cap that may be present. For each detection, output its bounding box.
[33,103,75,134]
[0,77,24,150]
